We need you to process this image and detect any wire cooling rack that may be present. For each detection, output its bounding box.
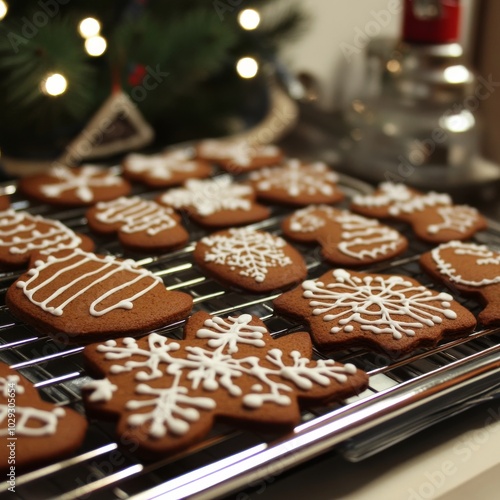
[0,170,500,500]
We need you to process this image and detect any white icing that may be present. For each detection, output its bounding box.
[83,378,118,402]
[0,375,25,397]
[197,140,280,167]
[94,197,178,235]
[249,159,339,198]
[41,165,123,202]
[427,205,480,235]
[430,241,500,286]
[125,149,198,180]
[352,182,451,216]
[0,405,65,436]
[201,228,292,283]
[92,313,359,438]
[159,175,253,216]
[302,269,458,340]
[16,249,162,317]
[288,206,403,261]
[0,209,83,256]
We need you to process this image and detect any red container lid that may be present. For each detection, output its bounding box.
[403,0,461,44]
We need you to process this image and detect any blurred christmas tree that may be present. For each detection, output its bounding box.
[0,0,306,160]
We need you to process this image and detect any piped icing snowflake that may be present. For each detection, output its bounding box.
[200,228,292,283]
[351,182,485,242]
[250,159,344,205]
[83,312,367,454]
[41,165,125,203]
[303,269,457,339]
[158,175,253,216]
[284,205,406,264]
[0,209,87,259]
[124,150,198,180]
[196,140,282,168]
[273,268,476,355]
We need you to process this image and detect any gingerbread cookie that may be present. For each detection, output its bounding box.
[249,159,344,206]
[18,165,131,207]
[195,139,284,173]
[0,363,87,473]
[273,268,476,357]
[86,197,188,253]
[83,311,368,457]
[6,249,193,342]
[282,205,408,266]
[420,241,500,326]
[350,182,486,243]
[193,227,307,293]
[0,195,10,211]
[122,149,212,188]
[0,209,94,270]
[157,175,270,229]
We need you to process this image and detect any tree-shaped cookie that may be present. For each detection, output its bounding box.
[122,149,212,188]
[0,363,87,473]
[0,209,94,269]
[193,227,307,293]
[83,311,368,457]
[350,182,486,244]
[6,249,193,343]
[249,159,344,206]
[420,241,500,326]
[157,175,270,229]
[86,196,189,253]
[273,268,476,357]
[18,165,131,207]
[282,205,407,266]
[195,139,284,173]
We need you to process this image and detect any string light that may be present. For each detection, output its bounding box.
[236,57,259,79]
[0,1,8,21]
[78,17,101,38]
[238,9,260,30]
[85,35,107,57]
[41,73,68,97]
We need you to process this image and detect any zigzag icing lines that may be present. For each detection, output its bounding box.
[16,249,162,317]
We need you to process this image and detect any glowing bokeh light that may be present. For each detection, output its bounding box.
[236,57,259,79]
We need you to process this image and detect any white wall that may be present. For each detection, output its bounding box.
[278,0,477,110]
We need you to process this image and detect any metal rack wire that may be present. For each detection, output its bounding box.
[0,172,499,500]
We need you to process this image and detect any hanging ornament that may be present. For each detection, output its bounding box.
[59,91,154,166]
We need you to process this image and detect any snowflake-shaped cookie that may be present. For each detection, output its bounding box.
[420,241,500,326]
[122,149,212,188]
[195,139,284,172]
[273,268,476,357]
[249,159,344,206]
[86,196,188,253]
[193,227,307,292]
[282,205,407,266]
[0,209,94,269]
[18,165,131,207]
[83,311,368,457]
[157,175,270,228]
[351,182,486,243]
[0,363,87,471]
